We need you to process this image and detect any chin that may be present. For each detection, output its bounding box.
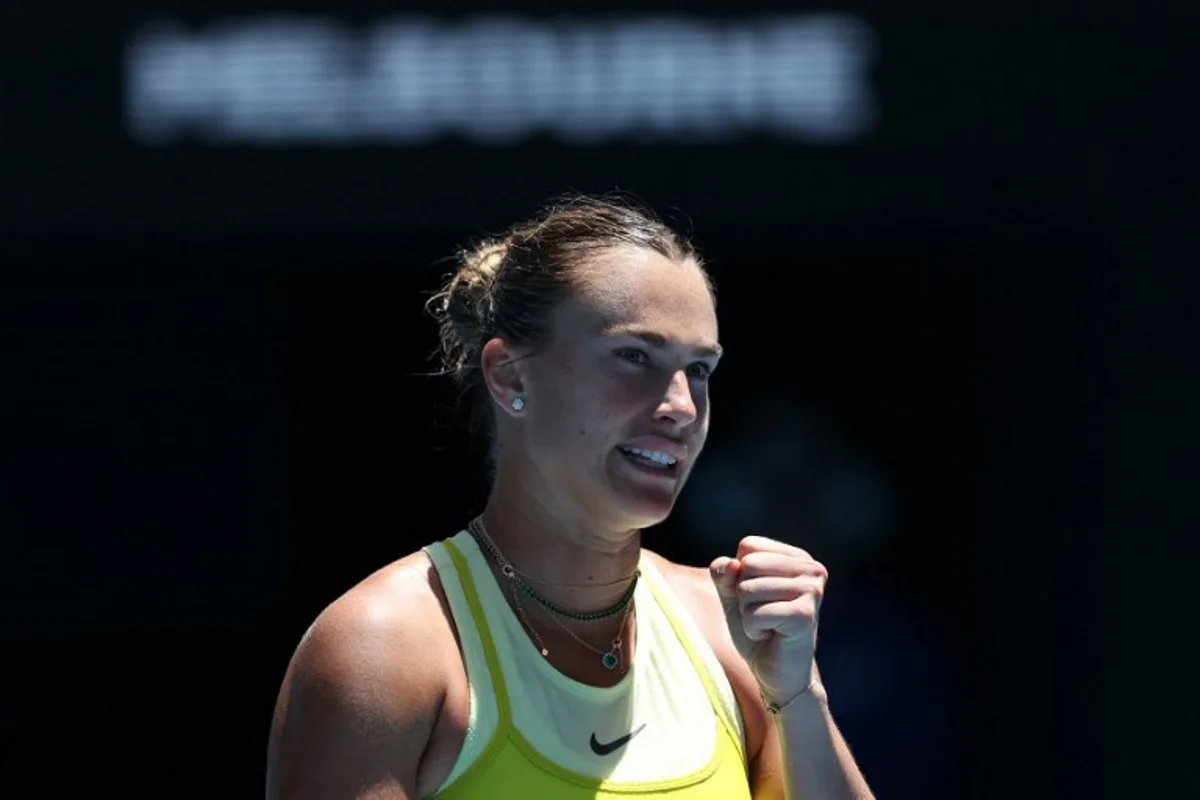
[608,481,683,529]
[619,500,675,530]
[596,450,692,529]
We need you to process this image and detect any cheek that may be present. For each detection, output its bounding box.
[566,381,639,455]
[573,382,630,439]
[605,377,650,411]
[697,388,712,423]
[530,361,655,450]
[530,366,607,442]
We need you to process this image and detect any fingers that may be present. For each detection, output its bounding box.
[738,577,825,615]
[742,596,820,637]
[734,576,805,604]
[736,535,814,562]
[709,556,742,605]
[715,538,829,645]
[736,575,824,640]
[737,551,828,582]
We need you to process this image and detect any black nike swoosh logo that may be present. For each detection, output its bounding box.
[589,723,647,756]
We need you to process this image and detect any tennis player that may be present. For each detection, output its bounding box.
[266,195,873,799]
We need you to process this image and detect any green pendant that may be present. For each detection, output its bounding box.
[601,651,619,670]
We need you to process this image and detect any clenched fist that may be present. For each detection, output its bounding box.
[710,535,828,709]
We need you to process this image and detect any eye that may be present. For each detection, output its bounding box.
[616,347,651,365]
[686,362,713,382]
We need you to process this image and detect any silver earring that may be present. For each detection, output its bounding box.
[510,396,525,412]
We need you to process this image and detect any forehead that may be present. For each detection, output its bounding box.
[564,246,717,337]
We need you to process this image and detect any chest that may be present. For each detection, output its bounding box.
[417,575,731,798]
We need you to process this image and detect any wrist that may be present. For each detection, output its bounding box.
[761,678,829,716]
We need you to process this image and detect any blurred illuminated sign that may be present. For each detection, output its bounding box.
[124,14,877,145]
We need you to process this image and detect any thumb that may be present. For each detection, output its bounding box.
[709,556,741,608]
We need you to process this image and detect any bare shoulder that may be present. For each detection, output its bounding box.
[641,549,773,765]
[642,549,722,620]
[266,550,458,800]
[641,549,734,659]
[286,551,454,703]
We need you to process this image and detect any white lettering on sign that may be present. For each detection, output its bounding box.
[125,14,877,145]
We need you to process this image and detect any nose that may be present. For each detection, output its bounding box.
[656,371,698,428]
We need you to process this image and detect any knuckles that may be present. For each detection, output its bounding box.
[737,535,806,559]
[734,577,826,601]
[736,550,829,582]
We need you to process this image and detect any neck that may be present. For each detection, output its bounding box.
[478,475,643,616]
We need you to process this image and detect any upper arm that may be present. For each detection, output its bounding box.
[266,582,447,800]
[747,719,786,800]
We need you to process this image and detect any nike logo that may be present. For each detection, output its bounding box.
[589,723,647,756]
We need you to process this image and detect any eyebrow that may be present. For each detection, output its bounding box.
[618,329,723,359]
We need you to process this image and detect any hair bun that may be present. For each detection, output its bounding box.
[427,237,510,385]
[460,240,508,287]
[445,239,509,315]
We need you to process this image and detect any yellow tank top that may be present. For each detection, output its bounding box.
[422,532,753,800]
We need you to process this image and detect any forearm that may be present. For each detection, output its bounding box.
[774,683,873,800]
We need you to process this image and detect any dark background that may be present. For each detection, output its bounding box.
[3,3,1196,797]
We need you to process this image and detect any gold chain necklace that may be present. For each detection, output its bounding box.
[468,518,639,621]
[468,517,635,672]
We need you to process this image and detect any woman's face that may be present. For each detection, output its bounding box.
[517,246,721,530]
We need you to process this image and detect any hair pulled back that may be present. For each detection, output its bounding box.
[426,193,705,440]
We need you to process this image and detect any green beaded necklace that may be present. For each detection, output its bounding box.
[466,517,640,622]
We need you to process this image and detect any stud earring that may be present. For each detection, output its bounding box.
[510,396,525,412]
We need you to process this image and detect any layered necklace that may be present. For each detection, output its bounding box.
[466,516,639,672]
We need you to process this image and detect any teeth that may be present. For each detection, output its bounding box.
[622,447,677,466]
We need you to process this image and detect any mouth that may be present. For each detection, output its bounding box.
[617,445,680,478]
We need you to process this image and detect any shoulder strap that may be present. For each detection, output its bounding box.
[639,558,747,767]
[438,538,513,724]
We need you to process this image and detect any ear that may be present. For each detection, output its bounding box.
[480,337,528,416]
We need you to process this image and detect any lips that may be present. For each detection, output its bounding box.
[617,435,689,463]
[617,448,679,481]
